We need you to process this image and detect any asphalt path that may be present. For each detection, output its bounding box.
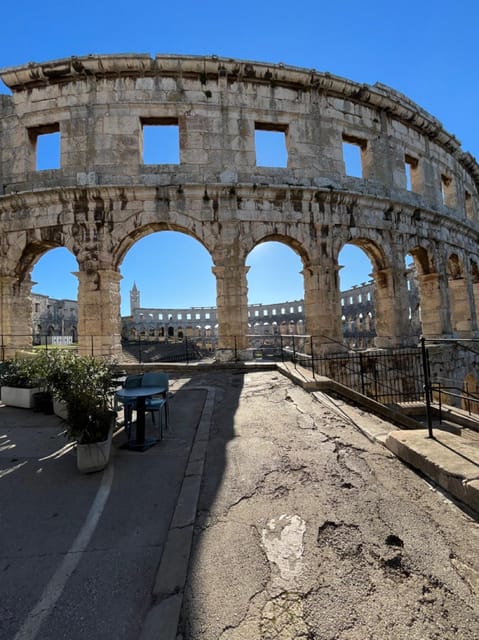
[3,369,479,639]
[0,380,206,640]
[179,371,479,640]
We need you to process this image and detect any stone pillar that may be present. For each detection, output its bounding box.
[76,268,122,359]
[303,262,343,354]
[417,272,448,337]
[472,280,479,332]
[373,266,413,348]
[0,274,34,358]
[212,264,249,359]
[448,276,472,336]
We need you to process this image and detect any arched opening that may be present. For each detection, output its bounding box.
[246,240,304,307]
[407,246,442,337]
[338,244,375,349]
[447,254,471,335]
[30,247,79,347]
[404,253,422,340]
[246,239,304,357]
[118,230,215,362]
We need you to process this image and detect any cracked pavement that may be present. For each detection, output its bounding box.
[178,370,479,640]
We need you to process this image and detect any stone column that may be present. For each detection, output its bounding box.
[448,276,472,336]
[472,280,479,333]
[76,268,122,359]
[303,262,343,354]
[373,265,413,348]
[0,274,34,358]
[212,264,249,359]
[416,272,449,337]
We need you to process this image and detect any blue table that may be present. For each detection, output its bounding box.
[115,385,166,451]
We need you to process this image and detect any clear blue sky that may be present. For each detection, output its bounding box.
[1,1,478,315]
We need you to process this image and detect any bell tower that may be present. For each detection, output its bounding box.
[130,282,140,314]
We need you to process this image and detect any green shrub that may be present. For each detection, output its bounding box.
[44,351,117,443]
[0,357,42,388]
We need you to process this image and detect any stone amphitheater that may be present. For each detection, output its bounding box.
[0,54,478,387]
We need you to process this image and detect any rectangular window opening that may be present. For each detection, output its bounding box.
[30,124,61,171]
[441,174,454,207]
[465,190,474,219]
[141,117,180,165]
[404,154,419,192]
[255,123,288,168]
[342,134,365,178]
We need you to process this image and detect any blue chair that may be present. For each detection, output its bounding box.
[120,373,143,438]
[142,372,169,439]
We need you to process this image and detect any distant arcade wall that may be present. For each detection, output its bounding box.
[1,54,479,361]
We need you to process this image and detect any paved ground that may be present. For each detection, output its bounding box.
[2,369,479,639]
[0,376,207,640]
[177,370,479,640]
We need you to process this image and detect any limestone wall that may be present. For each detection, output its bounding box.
[0,54,478,367]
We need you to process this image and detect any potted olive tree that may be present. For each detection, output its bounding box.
[0,357,42,408]
[47,352,118,473]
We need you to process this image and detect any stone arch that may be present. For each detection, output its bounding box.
[245,233,308,348]
[6,240,79,350]
[338,236,409,348]
[113,221,214,272]
[447,252,471,335]
[406,245,442,338]
[246,232,310,266]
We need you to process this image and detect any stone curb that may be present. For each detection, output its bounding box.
[139,387,216,640]
[385,430,479,515]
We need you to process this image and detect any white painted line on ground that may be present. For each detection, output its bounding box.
[13,462,114,640]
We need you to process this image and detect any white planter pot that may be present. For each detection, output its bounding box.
[53,399,69,420]
[76,429,113,474]
[1,386,40,409]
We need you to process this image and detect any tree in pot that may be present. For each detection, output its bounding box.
[0,356,43,409]
[46,352,118,473]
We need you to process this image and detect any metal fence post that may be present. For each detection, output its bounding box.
[359,351,365,396]
[310,336,315,378]
[420,337,434,438]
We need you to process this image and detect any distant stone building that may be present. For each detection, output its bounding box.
[31,293,78,344]
[30,266,420,350]
[341,268,420,348]
[122,281,306,349]
[121,267,420,349]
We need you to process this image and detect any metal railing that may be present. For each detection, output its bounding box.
[430,383,479,420]
[2,333,479,441]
